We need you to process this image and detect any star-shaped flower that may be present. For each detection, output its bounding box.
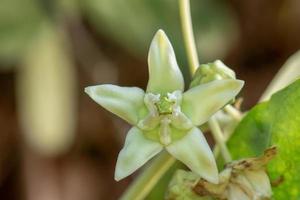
[85,30,244,183]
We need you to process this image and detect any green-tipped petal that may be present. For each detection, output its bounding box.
[166,127,219,184]
[182,79,244,126]
[146,30,184,94]
[85,84,145,125]
[115,127,163,181]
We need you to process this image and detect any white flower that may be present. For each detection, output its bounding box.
[85,30,244,183]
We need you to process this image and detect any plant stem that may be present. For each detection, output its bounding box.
[179,0,199,73]
[209,116,232,162]
[224,105,243,121]
[179,0,232,163]
[120,151,175,200]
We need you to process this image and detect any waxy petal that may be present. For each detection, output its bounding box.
[115,127,163,181]
[166,127,219,184]
[181,79,244,126]
[85,84,146,125]
[244,170,272,198]
[227,185,251,200]
[147,30,184,94]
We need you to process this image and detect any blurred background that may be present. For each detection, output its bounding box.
[0,0,300,199]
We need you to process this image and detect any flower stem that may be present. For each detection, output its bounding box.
[224,105,243,121]
[179,0,232,163]
[120,151,175,200]
[209,116,232,162]
[179,0,199,73]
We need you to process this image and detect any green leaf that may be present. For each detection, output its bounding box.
[227,79,300,199]
[227,102,271,159]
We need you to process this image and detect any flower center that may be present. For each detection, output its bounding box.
[138,91,193,145]
[155,95,175,115]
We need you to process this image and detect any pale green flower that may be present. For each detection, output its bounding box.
[85,30,244,183]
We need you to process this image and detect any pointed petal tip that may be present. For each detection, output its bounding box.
[236,79,245,88]
[84,86,93,95]
[114,172,123,182]
[219,79,245,94]
[155,29,167,38]
[233,79,245,94]
[152,29,170,49]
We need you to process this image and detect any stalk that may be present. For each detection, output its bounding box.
[179,0,232,162]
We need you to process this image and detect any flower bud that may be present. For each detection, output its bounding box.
[190,60,236,88]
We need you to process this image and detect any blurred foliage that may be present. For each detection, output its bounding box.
[0,0,238,75]
[228,79,300,199]
[81,0,238,74]
[0,0,45,65]
[17,22,77,155]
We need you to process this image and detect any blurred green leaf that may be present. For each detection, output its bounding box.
[81,0,238,74]
[227,79,300,199]
[0,0,45,65]
[227,102,271,158]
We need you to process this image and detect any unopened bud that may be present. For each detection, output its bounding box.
[190,60,236,88]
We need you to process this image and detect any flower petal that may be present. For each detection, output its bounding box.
[227,184,251,200]
[244,170,272,198]
[146,30,184,94]
[115,127,163,181]
[166,127,219,184]
[181,79,244,126]
[85,84,146,125]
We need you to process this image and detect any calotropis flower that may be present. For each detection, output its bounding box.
[85,30,244,183]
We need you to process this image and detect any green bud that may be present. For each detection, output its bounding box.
[190,60,236,88]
